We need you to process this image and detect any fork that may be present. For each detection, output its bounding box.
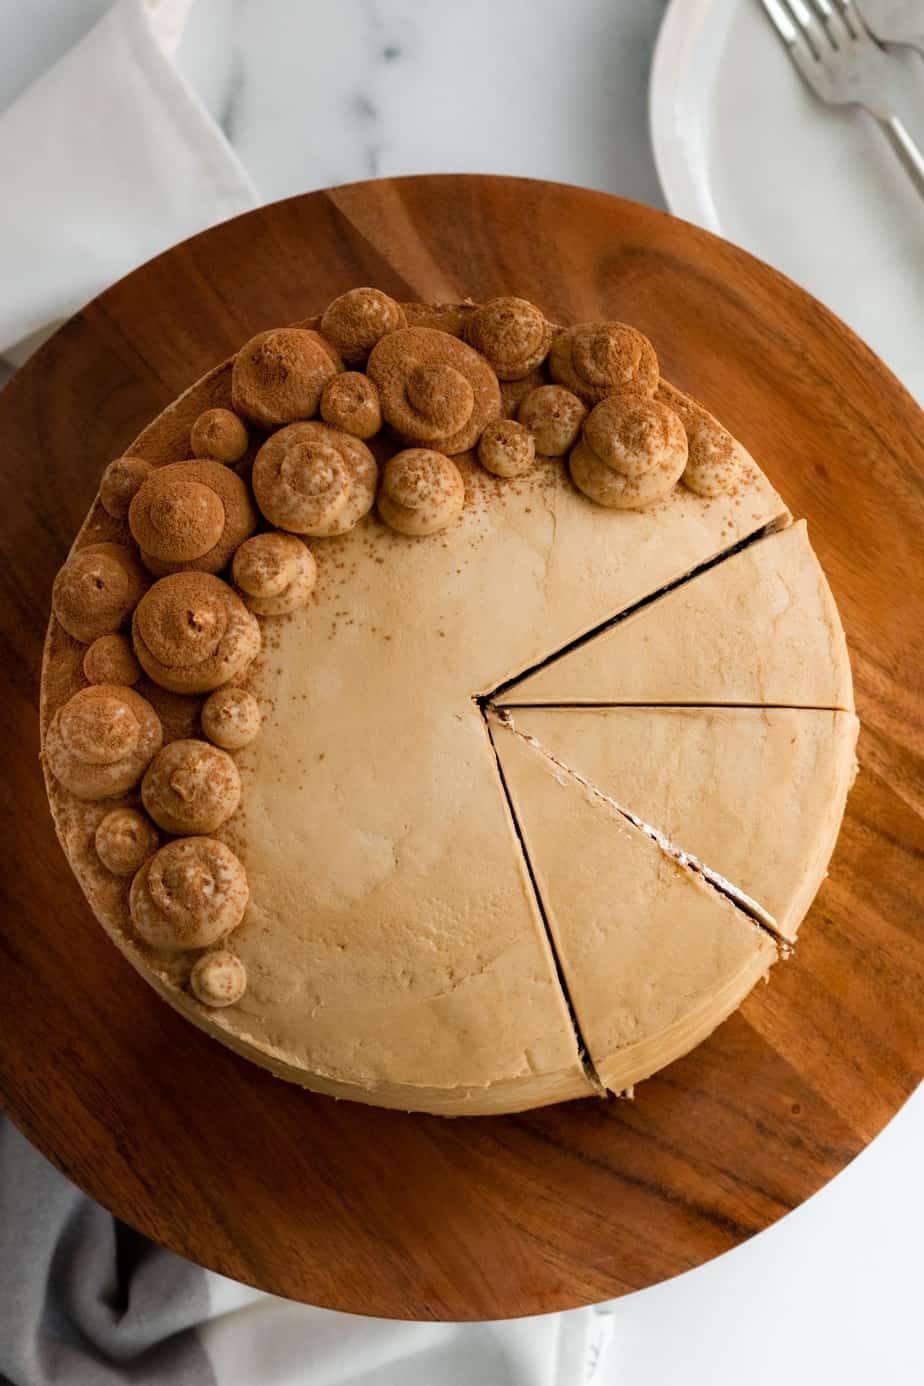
[856,0,924,58]
[761,0,924,197]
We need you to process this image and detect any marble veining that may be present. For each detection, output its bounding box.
[176,0,669,203]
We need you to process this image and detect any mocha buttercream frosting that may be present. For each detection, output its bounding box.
[232,327,343,428]
[141,738,242,834]
[570,396,688,509]
[251,421,377,537]
[132,572,261,694]
[129,459,257,575]
[550,322,659,404]
[377,448,465,535]
[201,687,261,750]
[517,384,587,456]
[52,544,147,644]
[45,684,162,800]
[232,532,316,615]
[130,837,249,950]
[41,289,855,1118]
[190,408,249,464]
[367,327,501,453]
[464,296,553,380]
[320,287,407,365]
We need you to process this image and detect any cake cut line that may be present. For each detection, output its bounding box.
[478,516,789,706]
[483,715,606,1096]
[488,708,789,951]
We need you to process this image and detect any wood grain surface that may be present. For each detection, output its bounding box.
[0,176,921,1321]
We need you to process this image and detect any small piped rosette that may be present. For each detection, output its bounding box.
[99,456,154,519]
[190,948,247,1007]
[201,687,261,750]
[367,326,501,454]
[45,684,163,800]
[231,327,343,428]
[95,806,159,876]
[377,449,465,536]
[141,738,242,835]
[477,419,535,478]
[128,459,257,576]
[232,532,317,615]
[464,296,553,380]
[52,544,147,644]
[190,408,249,464]
[550,322,659,404]
[251,422,377,537]
[320,372,382,439]
[569,396,688,510]
[320,288,407,365]
[517,385,586,457]
[130,837,249,951]
[83,633,141,686]
[132,572,261,694]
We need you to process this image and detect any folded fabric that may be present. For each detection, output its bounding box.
[0,0,257,355]
[0,1116,610,1386]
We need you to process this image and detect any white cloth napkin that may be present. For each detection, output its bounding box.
[0,0,256,360]
[0,3,614,1381]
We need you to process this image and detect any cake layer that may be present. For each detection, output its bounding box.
[495,521,852,710]
[488,716,778,1093]
[496,706,859,942]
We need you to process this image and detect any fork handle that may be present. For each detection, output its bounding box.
[875,113,924,199]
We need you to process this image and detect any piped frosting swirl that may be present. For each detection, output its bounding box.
[45,684,163,800]
[95,806,159,876]
[367,327,501,454]
[52,543,147,644]
[141,738,242,834]
[252,421,377,537]
[132,572,261,694]
[201,687,261,750]
[517,385,587,457]
[130,837,249,950]
[190,408,249,464]
[477,419,536,478]
[569,396,688,509]
[129,459,257,576]
[320,372,382,439]
[190,949,248,1007]
[83,632,141,686]
[99,457,154,519]
[320,288,407,365]
[656,381,746,497]
[550,322,659,404]
[231,327,342,428]
[232,532,317,615]
[378,449,465,536]
[465,297,553,380]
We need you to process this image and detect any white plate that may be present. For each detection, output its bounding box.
[650,0,924,402]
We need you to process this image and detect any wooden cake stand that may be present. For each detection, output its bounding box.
[0,176,921,1321]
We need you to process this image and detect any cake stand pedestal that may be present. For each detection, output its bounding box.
[0,176,921,1320]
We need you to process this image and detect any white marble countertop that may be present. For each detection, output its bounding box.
[0,3,921,1382]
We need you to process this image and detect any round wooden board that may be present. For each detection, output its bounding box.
[0,176,921,1321]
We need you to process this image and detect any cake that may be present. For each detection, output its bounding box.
[40,290,858,1116]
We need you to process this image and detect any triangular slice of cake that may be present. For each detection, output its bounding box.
[489,716,777,1094]
[497,706,859,943]
[495,521,853,710]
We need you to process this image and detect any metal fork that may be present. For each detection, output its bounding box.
[761,0,924,197]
